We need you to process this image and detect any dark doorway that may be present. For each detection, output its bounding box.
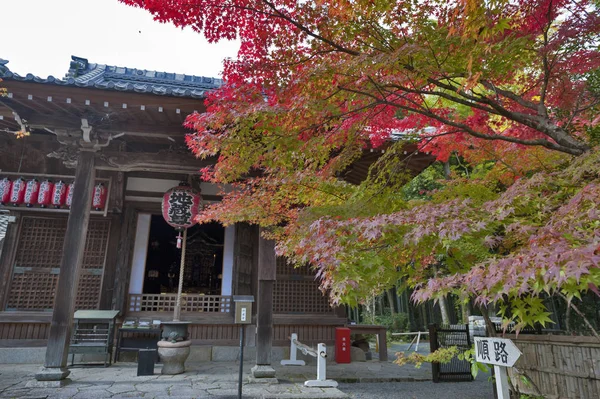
[143,215,225,295]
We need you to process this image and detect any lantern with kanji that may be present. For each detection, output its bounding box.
[162,183,202,248]
[24,179,40,207]
[52,180,67,209]
[10,177,26,206]
[65,183,75,208]
[92,183,107,211]
[0,177,11,205]
[37,179,53,208]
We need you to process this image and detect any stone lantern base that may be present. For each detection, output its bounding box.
[157,340,192,375]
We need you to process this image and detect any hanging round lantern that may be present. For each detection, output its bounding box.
[65,183,75,208]
[0,177,12,205]
[10,177,26,206]
[162,182,202,248]
[51,180,67,209]
[24,178,40,207]
[92,182,107,211]
[37,179,54,208]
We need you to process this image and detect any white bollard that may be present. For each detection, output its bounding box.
[304,344,338,388]
[281,333,306,366]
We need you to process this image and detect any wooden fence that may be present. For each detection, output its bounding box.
[507,334,600,399]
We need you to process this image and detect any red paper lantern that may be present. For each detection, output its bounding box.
[162,183,202,247]
[10,177,26,206]
[24,179,40,207]
[51,180,67,209]
[0,177,11,205]
[37,179,53,208]
[66,183,75,208]
[92,183,107,211]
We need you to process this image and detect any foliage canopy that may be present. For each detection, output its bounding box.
[122,0,600,328]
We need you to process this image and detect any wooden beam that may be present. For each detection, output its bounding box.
[36,150,96,382]
[2,80,207,110]
[95,151,214,173]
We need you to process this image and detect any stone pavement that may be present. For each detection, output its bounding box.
[0,357,430,399]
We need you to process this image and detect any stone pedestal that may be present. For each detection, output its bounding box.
[157,340,192,375]
[30,367,71,387]
[251,364,276,378]
[34,367,70,381]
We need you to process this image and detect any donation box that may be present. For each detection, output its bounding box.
[335,327,351,363]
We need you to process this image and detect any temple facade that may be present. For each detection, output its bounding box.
[0,56,346,363]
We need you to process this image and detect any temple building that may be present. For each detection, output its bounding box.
[0,56,432,381]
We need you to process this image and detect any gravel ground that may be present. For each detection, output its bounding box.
[339,374,494,399]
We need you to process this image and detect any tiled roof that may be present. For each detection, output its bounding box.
[0,56,222,99]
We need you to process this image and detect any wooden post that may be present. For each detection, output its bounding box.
[173,228,187,321]
[111,206,136,314]
[0,213,20,310]
[35,150,96,382]
[251,229,276,379]
[99,216,121,309]
[494,365,510,399]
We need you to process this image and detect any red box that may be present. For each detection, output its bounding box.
[335,327,351,363]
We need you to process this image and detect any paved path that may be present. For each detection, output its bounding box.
[0,342,493,399]
[0,360,493,399]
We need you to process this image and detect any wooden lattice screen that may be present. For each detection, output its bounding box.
[6,216,110,311]
[273,257,333,314]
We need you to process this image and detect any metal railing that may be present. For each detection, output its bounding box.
[127,294,232,313]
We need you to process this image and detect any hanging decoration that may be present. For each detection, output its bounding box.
[10,177,26,206]
[0,177,12,205]
[161,182,202,248]
[51,180,67,209]
[24,179,40,207]
[0,176,110,212]
[92,183,107,211]
[37,179,53,208]
[66,183,75,208]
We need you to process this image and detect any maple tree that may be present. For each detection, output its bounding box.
[122,0,600,329]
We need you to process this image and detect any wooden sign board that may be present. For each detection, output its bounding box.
[474,337,522,367]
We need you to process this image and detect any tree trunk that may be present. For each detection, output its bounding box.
[443,161,451,179]
[386,289,396,316]
[480,307,497,338]
[433,265,450,325]
[419,304,427,330]
[461,299,472,324]
[438,297,450,325]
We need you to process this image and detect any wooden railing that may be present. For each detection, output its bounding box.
[127,294,232,313]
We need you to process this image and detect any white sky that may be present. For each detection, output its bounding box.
[1,0,240,79]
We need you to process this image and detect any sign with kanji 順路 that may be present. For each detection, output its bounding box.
[474,337,522,367]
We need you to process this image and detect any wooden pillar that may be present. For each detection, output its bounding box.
[0,213,20,310]
[98,216,121,309]
[99,171,125,310]
[35,150,96,382]
[251,229,276,379]
[111,206,136,315]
